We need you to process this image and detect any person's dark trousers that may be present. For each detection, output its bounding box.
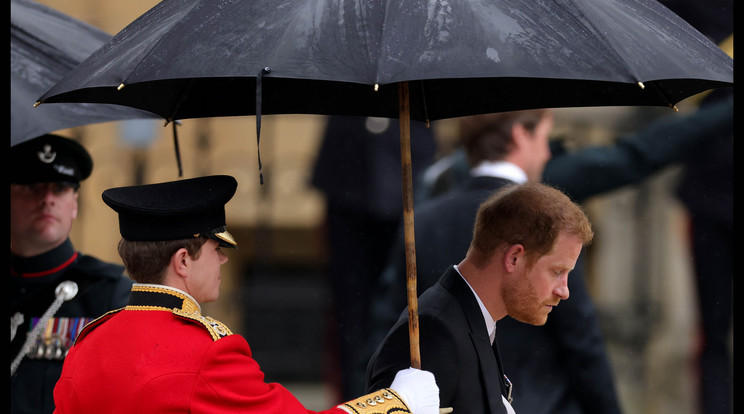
[326,206,399,401]
[690,218,732,414]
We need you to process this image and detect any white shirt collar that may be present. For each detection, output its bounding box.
[470,161,527,183]
[454,264,496,345]
[454,267,513,414]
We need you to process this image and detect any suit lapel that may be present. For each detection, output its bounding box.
[470,332,508,413]
[441,268,507,413]
[492,339,512,403]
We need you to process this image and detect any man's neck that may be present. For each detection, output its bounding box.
[10,238,67,258]
[456,257,508,321]
[10,238,76,278]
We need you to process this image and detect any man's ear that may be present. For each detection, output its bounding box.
[511,123,529,149]
[503,244,525,273]
[71,192,79,220]
[171,248,191,278]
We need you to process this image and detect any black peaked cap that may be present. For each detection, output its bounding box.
[102,175,238,248]
[11,134,93,184]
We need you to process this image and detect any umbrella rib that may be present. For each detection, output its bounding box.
[166,79,195,123]
[555,1,643,85]
[12,26,80,70]
[645,82,679,111]
[117,0,202,87]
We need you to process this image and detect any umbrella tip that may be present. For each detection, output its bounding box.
[637,81,645,90]
[671,104,679,112]
[33,101,41,108]
[117,83,125,91]
[374,84,379,92]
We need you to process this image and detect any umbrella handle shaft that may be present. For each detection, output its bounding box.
[398,82,421,370]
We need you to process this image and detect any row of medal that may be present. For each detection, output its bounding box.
[26,317,92,361]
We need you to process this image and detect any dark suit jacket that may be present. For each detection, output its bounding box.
[369,175,622,414]
[367,267,509,414]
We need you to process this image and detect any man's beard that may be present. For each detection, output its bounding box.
[503,273,552,326]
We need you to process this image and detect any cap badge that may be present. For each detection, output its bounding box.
[38,145,56,164]
[53,164,75,177]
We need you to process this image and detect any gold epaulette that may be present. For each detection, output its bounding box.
[172,308,233,341]
[337,388,411,414]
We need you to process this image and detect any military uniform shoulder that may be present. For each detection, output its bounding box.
[74,308,124,343]
[74,306,234,344]
[172,309,233,341]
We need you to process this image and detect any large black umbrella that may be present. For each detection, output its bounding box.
[10,0,158,147]
[37,0,732,120]
[36,0,733,370]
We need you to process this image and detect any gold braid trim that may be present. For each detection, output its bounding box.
[173,309,233,341]
[125,285,232,341]
[129,285,200,314]
[337,388,411,414]
[125,305,172,311]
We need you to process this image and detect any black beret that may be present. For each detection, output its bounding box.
[10,134,93,184]
[102,175,238,248]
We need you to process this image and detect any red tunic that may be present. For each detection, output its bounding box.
[53,285,405,414]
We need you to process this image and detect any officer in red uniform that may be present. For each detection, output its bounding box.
[52,175,441,414]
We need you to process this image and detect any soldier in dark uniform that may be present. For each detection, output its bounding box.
[52,175,442,414]
[10,134,133,414]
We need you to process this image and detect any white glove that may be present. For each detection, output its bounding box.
[389,367,440,414]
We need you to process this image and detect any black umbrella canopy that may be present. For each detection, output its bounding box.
[35,0,733,373]
[10,0,159,147]
[38,0,732,123]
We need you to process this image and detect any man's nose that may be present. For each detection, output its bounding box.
[554,278,569,300]
[38,184,58,201]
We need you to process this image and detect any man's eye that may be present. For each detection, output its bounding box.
[16,182,75,196]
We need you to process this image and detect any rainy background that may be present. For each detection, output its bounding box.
[25,1,732,413]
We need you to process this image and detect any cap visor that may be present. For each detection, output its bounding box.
[212,230,237,249]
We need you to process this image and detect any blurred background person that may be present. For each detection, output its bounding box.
[660,2,733,413]
[11,134,134,414]
[310,116,436,401]
[676,89,733,414]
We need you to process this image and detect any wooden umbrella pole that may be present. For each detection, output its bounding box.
[398,81,421,370]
